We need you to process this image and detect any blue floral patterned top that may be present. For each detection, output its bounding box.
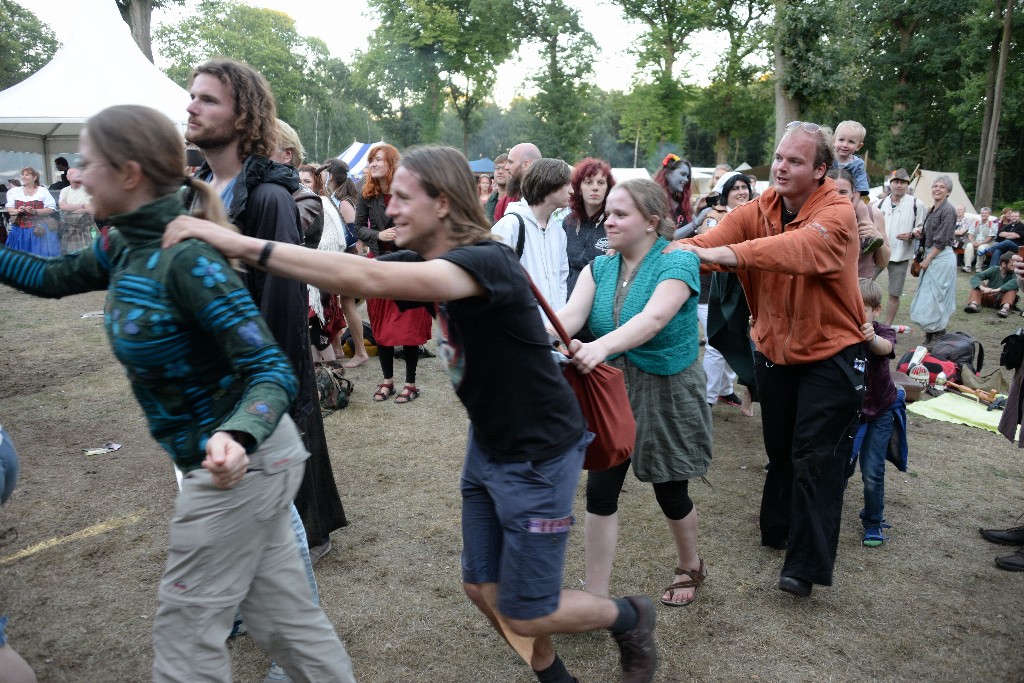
[0,194,298,471]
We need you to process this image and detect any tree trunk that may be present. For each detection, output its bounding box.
[976,0,1013,208]
[117,0,155,62]
[773,2,799,148]
[715,130,730,165]
[887,23,914,167]
[975,41,998,199]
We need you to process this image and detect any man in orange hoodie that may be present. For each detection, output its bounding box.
[668,122,866,598]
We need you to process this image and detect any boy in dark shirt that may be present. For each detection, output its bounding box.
[850,278,901,547]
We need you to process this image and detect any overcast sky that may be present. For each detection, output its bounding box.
[18,0,719,106]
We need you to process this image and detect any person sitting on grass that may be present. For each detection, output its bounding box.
[848,278,907,548]
[964,252,1019,318]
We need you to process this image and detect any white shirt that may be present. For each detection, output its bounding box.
[5,185,56,211]
[877,194,925,262]
[59,184,92,209]
[492,199,569,313]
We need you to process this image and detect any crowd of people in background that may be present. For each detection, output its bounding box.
[3,53,1024,683]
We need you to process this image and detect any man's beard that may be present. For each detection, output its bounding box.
[507,172,522,198]
[185,121,237,153]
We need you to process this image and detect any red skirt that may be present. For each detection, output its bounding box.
[366,297,431,347]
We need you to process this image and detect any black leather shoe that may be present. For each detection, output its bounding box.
[996,548,1024,571]
[761,538,787,551]
[778,576,812,597]
[979,524,1024,546]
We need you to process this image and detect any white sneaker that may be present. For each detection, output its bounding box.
[262,663,293,683]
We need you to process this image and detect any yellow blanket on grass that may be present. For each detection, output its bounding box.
[906,391,1014,437]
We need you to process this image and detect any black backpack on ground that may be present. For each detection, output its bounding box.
[1000,328,1024,370]
[930,331,984,375]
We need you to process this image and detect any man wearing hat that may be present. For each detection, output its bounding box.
[875,168,926,326]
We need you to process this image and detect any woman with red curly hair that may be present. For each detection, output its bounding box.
[564,158,614,296]
[653,153,693,237]
[355,143,431,403]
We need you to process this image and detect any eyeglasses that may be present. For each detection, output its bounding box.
[77,160,109,172]
[785,121,821,134]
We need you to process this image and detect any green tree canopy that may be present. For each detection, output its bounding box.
[0,1,58,91]
[355,0,521,152]
[522,0,598,160]
[154,0,322,121]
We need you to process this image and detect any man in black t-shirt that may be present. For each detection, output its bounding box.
[166,145,659,683]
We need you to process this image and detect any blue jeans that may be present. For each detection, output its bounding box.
[289,503,319,605]
[855,409,896,528]
[0,426,19,507]
[981,239,1020,268]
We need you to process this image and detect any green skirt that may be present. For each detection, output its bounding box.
[609,356,713,483]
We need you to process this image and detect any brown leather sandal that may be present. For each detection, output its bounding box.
[661,558,707,607]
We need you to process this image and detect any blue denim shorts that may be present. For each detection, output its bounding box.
[460,428,590,621]
[0,615,8,647]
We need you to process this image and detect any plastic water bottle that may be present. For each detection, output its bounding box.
[894,325,913,334]
[934,371,947,392]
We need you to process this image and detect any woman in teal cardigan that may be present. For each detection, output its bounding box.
[555,178,713,607]
[0,105,354,681]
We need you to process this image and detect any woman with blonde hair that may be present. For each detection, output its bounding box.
[355,143,432,402]
[554,178,712,607]
[4,166,58,256]
[0,105,354,682]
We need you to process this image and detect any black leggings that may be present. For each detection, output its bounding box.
[586,459,693,520]
[377,345,419,385]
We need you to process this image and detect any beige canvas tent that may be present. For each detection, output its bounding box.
[909,169,976,214]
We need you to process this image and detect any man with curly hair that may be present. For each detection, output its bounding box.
[184,58,350,683]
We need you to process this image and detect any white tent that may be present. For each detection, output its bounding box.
[0,0,190,184]
[610,167,652,182]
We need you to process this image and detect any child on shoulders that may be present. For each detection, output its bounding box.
[833,120,870,197]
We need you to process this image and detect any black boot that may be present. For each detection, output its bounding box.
[996,547,1024,571]
[980,523,1024,545]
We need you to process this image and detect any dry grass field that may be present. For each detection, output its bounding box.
[1,265,1023,682]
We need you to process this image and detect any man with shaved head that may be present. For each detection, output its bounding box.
[494,142,541,222]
